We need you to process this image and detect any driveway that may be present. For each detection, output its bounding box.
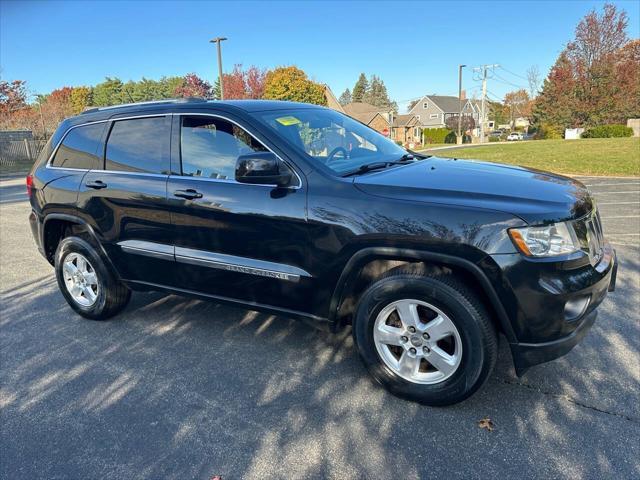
[1,175,638,479]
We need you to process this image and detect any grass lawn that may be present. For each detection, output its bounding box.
[419,137,640,176]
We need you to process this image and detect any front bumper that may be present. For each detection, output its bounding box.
[492,243,617,375]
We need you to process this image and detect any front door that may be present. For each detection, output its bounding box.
[166,113,313,314]
[77,114,175,283]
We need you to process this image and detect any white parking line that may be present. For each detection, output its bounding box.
[607,233,639,236]
[601,215,640,219]
[592,191,640,195]
[586,183,640,187]
[597,201,640,205]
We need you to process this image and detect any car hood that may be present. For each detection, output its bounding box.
[353,157,593,224]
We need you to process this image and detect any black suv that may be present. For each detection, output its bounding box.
[27,99,617,405]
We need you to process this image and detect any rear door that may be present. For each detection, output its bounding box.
[77,114,175,283]
[166,113,313,313]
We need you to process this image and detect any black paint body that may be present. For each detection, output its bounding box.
[27,100,617,374]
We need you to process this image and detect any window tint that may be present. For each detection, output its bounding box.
[105,116,169,173]
[180,116,267,179]
[51,123,105,169]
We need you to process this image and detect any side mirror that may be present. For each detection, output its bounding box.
[235,152,292,187]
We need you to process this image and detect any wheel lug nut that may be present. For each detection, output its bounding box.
[423,346,430,354]
[408,326,416,333]
[409,347,416,355]
[400,336,408,343]
[423,332,430,340]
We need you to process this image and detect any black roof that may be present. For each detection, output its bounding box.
[78,98,320,120]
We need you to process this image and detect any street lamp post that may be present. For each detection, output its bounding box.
[209,37,227,100]
[457,64,466,145]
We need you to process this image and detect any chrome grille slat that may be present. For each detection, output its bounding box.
[578,208,604,265]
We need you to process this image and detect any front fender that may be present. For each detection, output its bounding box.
[328,246,517,344]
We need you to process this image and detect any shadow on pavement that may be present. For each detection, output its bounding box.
[1,250,639,479]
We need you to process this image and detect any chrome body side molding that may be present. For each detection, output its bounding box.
[117,240,310,282]
[175,246,309,282]
[118,240,175,260]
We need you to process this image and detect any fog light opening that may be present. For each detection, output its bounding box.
[564,295,590,321]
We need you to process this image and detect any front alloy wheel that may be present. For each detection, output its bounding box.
[373,299,462,384]
[352,265,497,406]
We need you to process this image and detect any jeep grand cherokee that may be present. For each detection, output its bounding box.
[27,99,617,405]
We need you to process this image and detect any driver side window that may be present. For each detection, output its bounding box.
[180,116,267,179]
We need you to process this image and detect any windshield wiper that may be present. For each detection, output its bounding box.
[341,160,410,177]
[340,151,432,178]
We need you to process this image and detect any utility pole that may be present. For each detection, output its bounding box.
[209,37,227,100]
[472,64,499,143]
[457,64,466,145]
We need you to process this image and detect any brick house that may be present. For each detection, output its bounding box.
[392,114,421,146]
[343,102,392,136]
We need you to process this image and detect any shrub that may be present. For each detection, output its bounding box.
[535,123,563,139]
[489,136,501,142]
[581,124,633,138]
[423,127,451,144]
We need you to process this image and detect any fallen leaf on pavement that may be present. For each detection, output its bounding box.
[478,418,494,431]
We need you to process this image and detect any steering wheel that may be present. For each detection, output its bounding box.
[326,146,349,164]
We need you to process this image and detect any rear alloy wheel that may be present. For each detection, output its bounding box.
[62,252,100,307]
[55,236,131,320]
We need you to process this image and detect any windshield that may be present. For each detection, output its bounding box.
[254,108,408,175]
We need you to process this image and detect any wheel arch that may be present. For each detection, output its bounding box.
[42,214,121,279]
[328,247,517,343]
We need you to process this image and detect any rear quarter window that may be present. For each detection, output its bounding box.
[105,116,170,174]
[50,123,106,169]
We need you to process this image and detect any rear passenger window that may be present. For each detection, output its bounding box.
[51,123,105,169]
[105,116,169,174]
[180,116,268,179]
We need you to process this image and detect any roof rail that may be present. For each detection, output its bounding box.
[81,97,208,114]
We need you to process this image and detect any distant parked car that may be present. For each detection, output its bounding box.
[507,132,523,141]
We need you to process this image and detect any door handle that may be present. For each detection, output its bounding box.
[173,189,203,200]
[85,180,107,189]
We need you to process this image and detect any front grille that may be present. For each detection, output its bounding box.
[574,209,605,265]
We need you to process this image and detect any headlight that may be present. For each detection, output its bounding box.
[509,222,580,257]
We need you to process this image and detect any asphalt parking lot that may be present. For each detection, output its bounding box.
[1,174,638,479]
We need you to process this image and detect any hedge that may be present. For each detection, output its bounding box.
[581,124,633,138]
[534,123,563,140]
[422,128,451,144]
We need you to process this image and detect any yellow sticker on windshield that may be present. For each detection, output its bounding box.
[275,116,301,126]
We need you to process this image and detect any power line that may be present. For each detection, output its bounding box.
[493,72,527,90]
[499,66,529,82]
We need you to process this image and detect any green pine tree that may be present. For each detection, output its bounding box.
[338,88,352,105]
[352,73,368,103]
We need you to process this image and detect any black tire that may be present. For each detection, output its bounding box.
[352,264,497,406]
[54,236,131,320]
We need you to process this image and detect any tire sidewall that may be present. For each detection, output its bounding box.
[354,275,491,405]
[55,236,113,320]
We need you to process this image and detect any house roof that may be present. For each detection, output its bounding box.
[427,95,465,113]
[392,114,417,127]
[323,85,345,113]
[344,102,390,125]
[409,95,466,114]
